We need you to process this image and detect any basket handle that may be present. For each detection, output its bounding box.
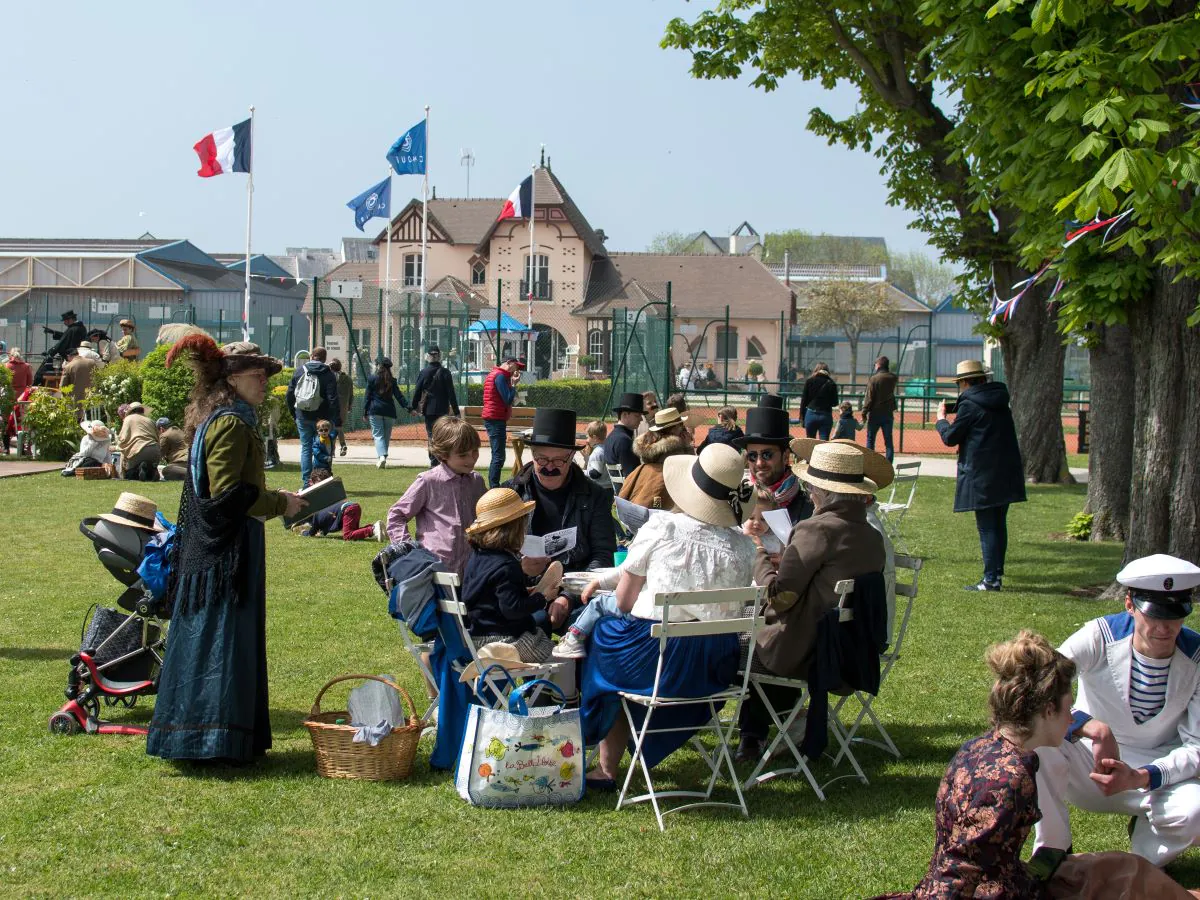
[308,674,420,725]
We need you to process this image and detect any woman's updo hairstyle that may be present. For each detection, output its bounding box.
[985,630,1075,738]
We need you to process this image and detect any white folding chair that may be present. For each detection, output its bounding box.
[876,461,920,552]
[432,571,562,709]
[395,620,439,734]
[832,555,924,763]
[605,462,626,491]
[617,586,765,831]
[742,579,869,799]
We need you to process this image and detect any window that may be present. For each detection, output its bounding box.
[587,329,606,369]
[715,325,739,361]
[403,254,423,287]
[351,328,371,354]
[426,327,442,350]
[322,323,334,338]
[522,254,550,299]
[471,261,487,286]
[400,326,415,358]
[746,336,766,359]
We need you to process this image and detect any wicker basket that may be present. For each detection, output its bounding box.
[76,466,112,480]
[303,674,423,781]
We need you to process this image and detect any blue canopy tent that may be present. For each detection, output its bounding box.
[467,309,535,374]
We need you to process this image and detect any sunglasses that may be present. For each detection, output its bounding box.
[744,449,778,463]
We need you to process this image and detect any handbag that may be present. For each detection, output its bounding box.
[454,672,585,808]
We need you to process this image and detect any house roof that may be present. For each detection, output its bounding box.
[790,280,932,314]
[373,197,504,247]
[579,253,794,319]
[213,253,296,279]
[426,274,488,316]
[933,293,966,313]
[768,263,887,281]
[0,237,177,253]
[472,166,607,259]
[133,258,306,300]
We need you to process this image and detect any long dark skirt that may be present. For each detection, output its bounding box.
[146,519,270,762]
[580,616,738,768]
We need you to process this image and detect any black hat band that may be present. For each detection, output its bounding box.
[805,465,865,484]
[691,460,752,525]
[112,508,155,527]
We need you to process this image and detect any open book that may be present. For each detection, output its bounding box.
[282,476,347,529]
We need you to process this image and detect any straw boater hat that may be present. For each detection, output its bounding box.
[465,488,535,537]
[790,438,894,490]
[796,443,878,495]
[80,420,111,441]
[648,407,688,432]
[126,401,145,414]
[119,319,135,329]
[99,492,164,532]
[458,642,542,683]
[663,443,756,528]
[79,340,95,351]
[953,360,990,382]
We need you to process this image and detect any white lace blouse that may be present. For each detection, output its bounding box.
[590,511,756,621]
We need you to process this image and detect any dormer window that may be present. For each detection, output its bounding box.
[471,260,487,285]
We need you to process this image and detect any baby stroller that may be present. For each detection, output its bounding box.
[49,512,172,736]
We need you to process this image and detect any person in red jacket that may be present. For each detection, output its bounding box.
[482,356,524,487]
[5,347,32,397]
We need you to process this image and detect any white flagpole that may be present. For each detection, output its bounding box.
[384,167,393,361]
[527,158,537,367]
[243,105,255,343]
[420,104,430,351]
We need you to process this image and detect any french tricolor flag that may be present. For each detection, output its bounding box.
[497,175,533,221]
[193,118,252,178]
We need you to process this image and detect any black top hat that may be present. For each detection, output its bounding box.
[526,408,580,450]
[612,392,645,414]
[427,345,441,354]
[758,393,784,410]
[735,406,792,447]
[61,310,77,321]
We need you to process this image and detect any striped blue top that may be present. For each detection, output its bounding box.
[1129,648,1170,724]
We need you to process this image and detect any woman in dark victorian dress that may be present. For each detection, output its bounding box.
[874,631,1198,900]
[146,335,304,765]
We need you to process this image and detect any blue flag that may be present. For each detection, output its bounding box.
[346,177,392,232]
[386,120,426,175]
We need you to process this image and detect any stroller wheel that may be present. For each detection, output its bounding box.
[49,712,81,736]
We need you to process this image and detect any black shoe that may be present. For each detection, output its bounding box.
[735,735,766,763]
[964,580,1001,592]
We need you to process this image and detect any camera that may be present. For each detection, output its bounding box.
[943,399,958,415]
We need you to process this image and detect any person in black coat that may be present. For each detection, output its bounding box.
[410,345,460,465]
[35,310,88,384]
[601,392,644,477]
[936,360,1026,592]
[799,362,839,440]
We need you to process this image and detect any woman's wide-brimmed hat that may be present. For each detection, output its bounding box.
[80,419,110,440]
[663,443,756,528]
[221,341,283,376]
[791,438,894,490]
[167,332,282,378]
[466,487,535,537]
[796,443,877,496]
[119,318,135,329]
[525,408,581,450]
[648,407,688,432]
[612,392,645,414]
[953,359,991,382]
[98,492,164,533]
[734,406,792,448]
[126,401,145,414]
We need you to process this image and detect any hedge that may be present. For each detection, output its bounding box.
[139,343,193,424]
[464,378,614,417]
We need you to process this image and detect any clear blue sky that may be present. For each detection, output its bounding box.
[0,1,928,257]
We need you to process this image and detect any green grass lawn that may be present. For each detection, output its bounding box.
[1,466,1193,897]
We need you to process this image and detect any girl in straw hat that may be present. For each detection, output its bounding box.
[146,333,305,765]
[576,443,757,787]
[460,488,564,664]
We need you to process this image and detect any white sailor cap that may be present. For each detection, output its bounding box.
[1117,554,1200,619]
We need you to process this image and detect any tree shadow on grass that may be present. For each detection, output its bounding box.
[0,646,75,661]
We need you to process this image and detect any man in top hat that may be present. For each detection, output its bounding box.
[35,309,88,385]
[936,359,1025,591]
[482,355,525,487]
[759,393,785,410]
[411,345,460,466]
[115,318,140,361]
[1034,554,1200,866]
[736,405,813,526]
[507,408,617,629]
[602,392,645,478]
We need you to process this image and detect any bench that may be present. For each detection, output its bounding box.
[462,406,537,480]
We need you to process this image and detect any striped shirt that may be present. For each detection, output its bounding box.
[1129,648,1170,724]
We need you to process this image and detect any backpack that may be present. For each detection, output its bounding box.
[294,365,322,412]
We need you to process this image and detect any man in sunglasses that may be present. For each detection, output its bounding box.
[735,404,813,526]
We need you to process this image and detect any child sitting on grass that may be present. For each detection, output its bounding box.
[311,419,336,480]
[833,402,864,441]
[386,416,486,576]
[584,420,609,487]
[462,488,563,663]
[292,469,383,541]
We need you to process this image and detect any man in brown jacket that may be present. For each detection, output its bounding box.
[861,355,899,462]
[737,442,886,761]
[60,348,103,405]
[117,402,161,481]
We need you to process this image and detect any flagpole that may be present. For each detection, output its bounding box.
[384,166,393,361]
[243,105,255,342]
[527,157,537,368]
[420,104,430,351]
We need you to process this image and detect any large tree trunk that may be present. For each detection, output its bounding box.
[1085,323,1133,542]
[994,263,1074,484]
[1124,268,1200,565]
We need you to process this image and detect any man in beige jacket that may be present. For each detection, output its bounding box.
[117,402,161,481]
[60,347,103,404]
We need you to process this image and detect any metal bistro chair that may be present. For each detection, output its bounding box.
[833,555,924,763]
[617,586,765,831]
[876,461,921,553]
[605,462,626,492]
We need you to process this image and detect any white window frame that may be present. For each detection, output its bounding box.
[587,329,606,369]
[403,254,423,288]
[471,261,487,286]
[522,254,550,299]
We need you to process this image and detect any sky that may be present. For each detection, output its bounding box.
[0,1,929,258]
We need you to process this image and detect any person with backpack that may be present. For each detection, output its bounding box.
[286,346,341,487]
[410,345,460,466]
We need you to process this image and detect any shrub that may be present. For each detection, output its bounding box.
[140,343,194,423]
[92,359,143,422]
[0,363,13,429]
[522,379,613,417]
[24,391,82,460]
[263,380,297,440]
[1066,512,1093,541]
[578,354,598,369]
[746,361,764,378]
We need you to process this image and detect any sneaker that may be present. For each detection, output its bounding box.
[376,456,387,469]
[371,521,384,542]
[553,631,588,660]
[964,579,1001,592]
[339,445,347,457]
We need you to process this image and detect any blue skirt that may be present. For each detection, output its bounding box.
[580,616,738,768]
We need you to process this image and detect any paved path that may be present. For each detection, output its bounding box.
[276,441,1088,482]
[0,459,63,478]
